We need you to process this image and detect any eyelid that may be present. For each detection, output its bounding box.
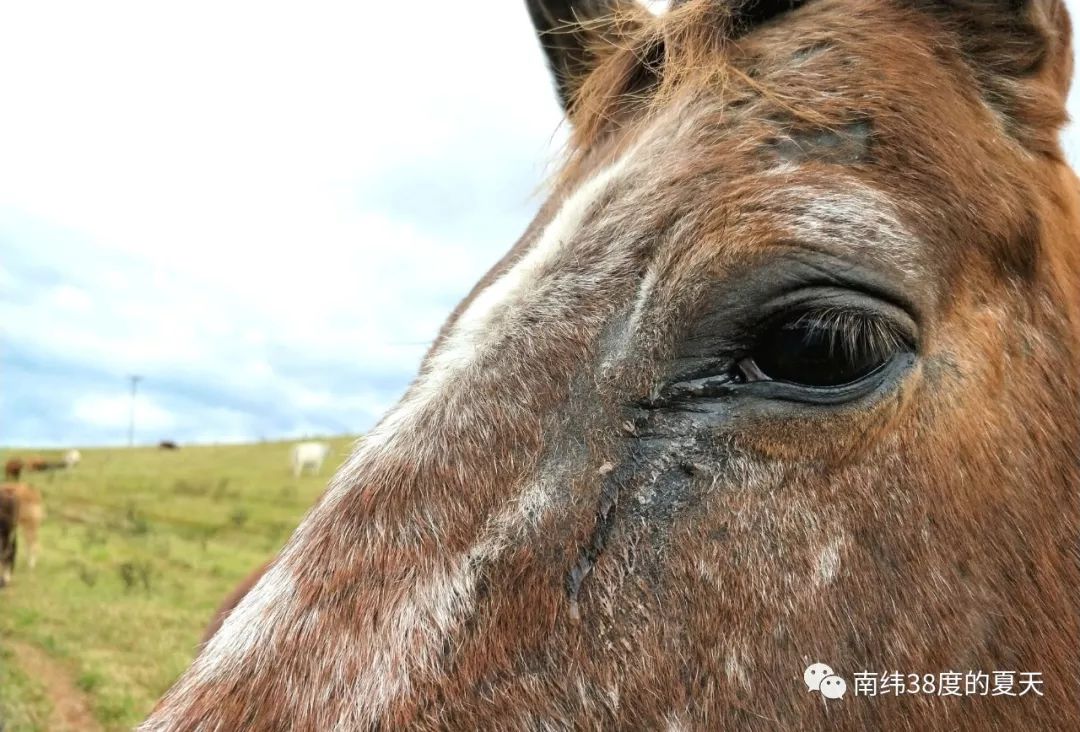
[756,289,918,350]
[733,351,915,405]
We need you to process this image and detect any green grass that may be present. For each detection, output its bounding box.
[0,437,357,731]
[0,643,50,732]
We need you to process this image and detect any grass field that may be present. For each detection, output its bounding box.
[0,437,358,731]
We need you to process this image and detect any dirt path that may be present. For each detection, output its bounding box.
[7,640,102,732]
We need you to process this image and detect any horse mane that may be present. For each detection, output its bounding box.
[560,0,1071,181]
[571,3,886,145]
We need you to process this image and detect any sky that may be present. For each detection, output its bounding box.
[3,0,1080,447]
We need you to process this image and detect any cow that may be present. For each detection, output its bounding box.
[159,441,179,450]
[0,483,43,573]
[290,442,330,478]
[22,457,65,473]
[0,487,17,588]
[4,458,23,481]
[63,449,81,468]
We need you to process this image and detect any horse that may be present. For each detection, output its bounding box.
[143,1,1080,728]
[0,483,44,571]
[290,441,330,478]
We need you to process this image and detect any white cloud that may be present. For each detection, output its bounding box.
[72,394,178,432]
[45,285,93,313]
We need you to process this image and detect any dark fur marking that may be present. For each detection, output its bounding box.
[995,206,1040,281]
[671,0,811,35]
[766,119,873,165]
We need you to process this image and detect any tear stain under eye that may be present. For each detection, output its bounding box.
[564,436,716,619]
[565,460,631,622]
[639,370,741,410]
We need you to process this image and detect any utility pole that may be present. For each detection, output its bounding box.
[128,374,143,447]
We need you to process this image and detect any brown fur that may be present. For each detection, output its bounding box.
[146,1,1080,729]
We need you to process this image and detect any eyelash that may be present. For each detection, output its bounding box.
[773,307,910,361]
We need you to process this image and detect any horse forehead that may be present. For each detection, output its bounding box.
[431,29,949,360]
[435,118,916,351]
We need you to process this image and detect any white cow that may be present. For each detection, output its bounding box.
[63,449,81,468]
[291,442,330,478]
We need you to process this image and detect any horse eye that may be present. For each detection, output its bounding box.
[744,312,898,388]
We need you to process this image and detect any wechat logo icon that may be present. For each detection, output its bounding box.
[805,662,847,699]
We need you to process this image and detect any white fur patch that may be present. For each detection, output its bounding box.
[815,537,844,587]
[601,265,659,373]
[779,184,921,278]
[341,475,564,726]
[725,648,752,690]
[664,712,691,732]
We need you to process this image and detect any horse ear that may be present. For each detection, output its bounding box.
[525,0,641,112]
[914,0,1072,147]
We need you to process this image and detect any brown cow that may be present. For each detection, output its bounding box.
[4,458,23,481]
[27,458,65,472]
[0,483,44,570]
[0,487,17,587]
